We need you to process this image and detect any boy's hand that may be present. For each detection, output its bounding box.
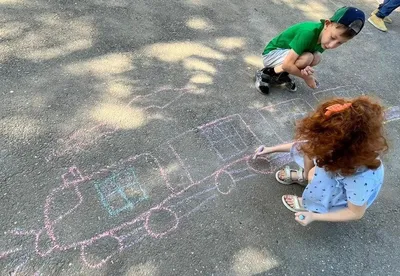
[304,75,317,89]
[301,66,314,76]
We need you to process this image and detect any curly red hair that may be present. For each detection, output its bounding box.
[295,96,388,175]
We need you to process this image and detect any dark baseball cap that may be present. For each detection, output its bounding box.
[330,6,365,35]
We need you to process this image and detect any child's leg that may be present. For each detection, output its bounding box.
[274,52,317,73]
[376,0,400,18]
[263,52,319,91]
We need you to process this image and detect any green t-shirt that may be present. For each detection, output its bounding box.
[263,21,325,56]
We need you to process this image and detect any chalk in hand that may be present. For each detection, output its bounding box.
[253,146,264,160]
[299,214,305,220]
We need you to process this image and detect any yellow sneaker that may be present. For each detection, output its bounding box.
[368,14,388,32]
[372,9,392,24]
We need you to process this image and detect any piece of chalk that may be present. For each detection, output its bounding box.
[252,146,264,159]
[315,79,319,88]
[299,214,305,220]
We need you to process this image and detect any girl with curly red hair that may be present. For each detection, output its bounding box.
[254,96,388,226]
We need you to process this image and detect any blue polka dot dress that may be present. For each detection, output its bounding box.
[290,142,384,213]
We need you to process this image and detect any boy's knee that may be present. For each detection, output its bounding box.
[310,52,322,66]
[303,52,314,62]
[295,52,314,69]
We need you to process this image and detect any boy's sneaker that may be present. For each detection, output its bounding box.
[263,68,294,84]
[262,67,278,80]
[257,68,296,92]
[255,70,270,94]
[275,72,291,84]
[256,81,270,94]
[276,72,297,92]
[368,14,387,32]
[284,80,297,92]
[256,69,271,82]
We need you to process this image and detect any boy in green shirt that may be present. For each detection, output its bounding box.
[255,6,365,94]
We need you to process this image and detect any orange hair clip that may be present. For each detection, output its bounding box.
[324,103,352,117]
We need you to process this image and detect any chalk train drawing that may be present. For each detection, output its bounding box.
[46,86,194,161]
[2,104,306,272]
[5,88,398,272]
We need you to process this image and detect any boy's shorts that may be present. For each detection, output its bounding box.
[262,48,290,68]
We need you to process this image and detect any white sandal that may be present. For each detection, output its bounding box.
[281,195,307,212]
[275,166,307,186]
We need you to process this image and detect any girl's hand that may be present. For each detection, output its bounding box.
[295,212,314,226]
[253,146,274,159]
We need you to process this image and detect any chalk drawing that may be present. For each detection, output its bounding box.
[45,124,117,162]
[165,114,264,189]
[257,98,314,142]
[0,247,22,260]
[95,168,148,216]
[7,254,29,276]
[46,86,194,161]
[199,115,261,161]
[16,92,400,271]
[127,86,193,111]
[2,108,293,270]
[7,85,400,271]
[2,248,46,276]
[312,85,364,102]
[385,106,400,123]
